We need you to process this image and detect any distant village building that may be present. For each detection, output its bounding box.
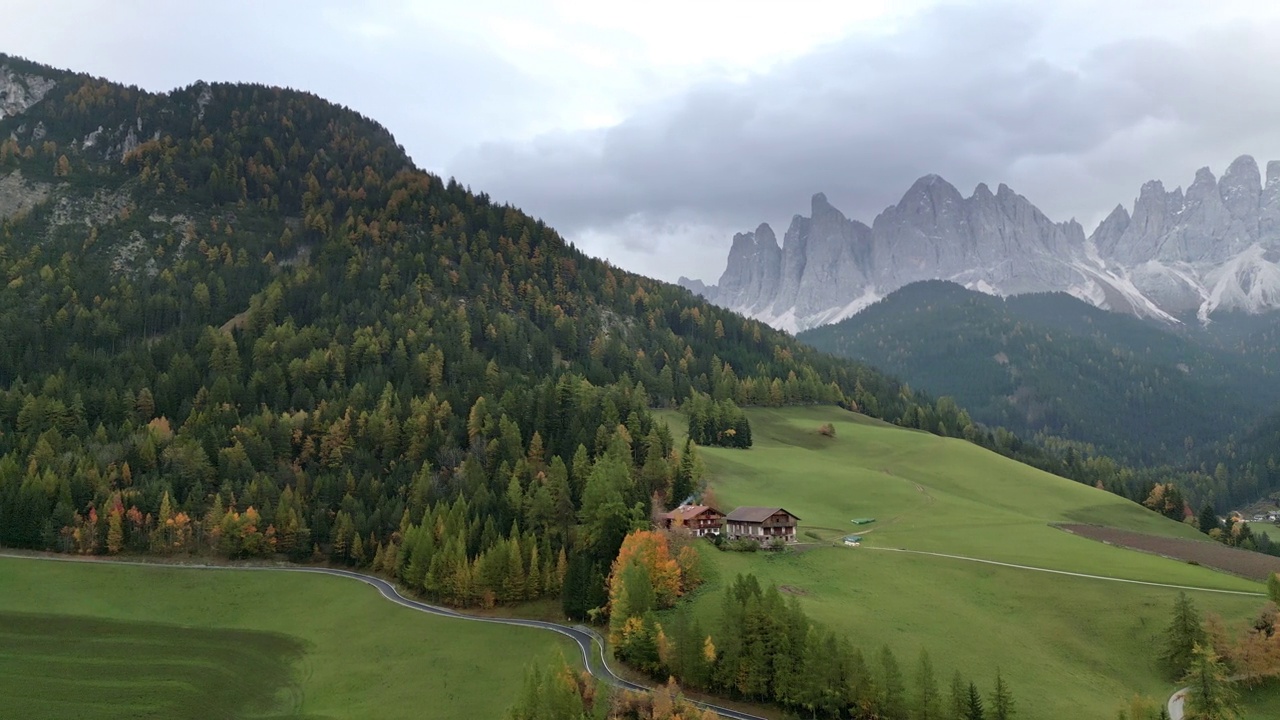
[658,505,725,537]
[723,507,800,544]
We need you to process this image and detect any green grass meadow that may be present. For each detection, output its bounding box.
[664,406,1278,719]
[0,558,576,719]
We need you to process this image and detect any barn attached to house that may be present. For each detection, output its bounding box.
[724,507,800,543]
[658,504,725,537]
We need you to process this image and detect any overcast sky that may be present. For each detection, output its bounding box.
[6,0,1280,284]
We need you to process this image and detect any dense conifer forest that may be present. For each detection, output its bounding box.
[0,56,968,602]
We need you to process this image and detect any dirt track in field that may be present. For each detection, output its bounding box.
[1057,524,1280,582]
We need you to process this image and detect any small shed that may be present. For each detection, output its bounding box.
[843,535,863,547]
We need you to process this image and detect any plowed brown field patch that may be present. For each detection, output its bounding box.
[1058,524,1280,582]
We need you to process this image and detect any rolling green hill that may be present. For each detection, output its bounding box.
[670,406,1278,720]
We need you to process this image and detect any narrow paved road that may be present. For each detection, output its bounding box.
[0,553,766,720]
[1167,686,1188,720]
[864,547,1266,596]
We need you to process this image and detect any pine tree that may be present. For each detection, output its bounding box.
[989,670,1014,720]
[1161,592,1207,680]
[672,438,700,509]
[1182,643,1239,720]
[555,547,568,594]
[965,682,985,720]
[1198,503,1220,534]
[949,671,967,720]
[350,533,365,566]
[880,645,908,719]
[914,649,943,720]
[525,543,541,600]
[154,490,174,551]
[106,507,124,554]
[610,559,655,642]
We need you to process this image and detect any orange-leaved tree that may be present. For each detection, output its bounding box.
[608,530,695,643]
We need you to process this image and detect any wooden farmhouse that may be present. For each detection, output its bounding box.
[658,505,725,537]
[724,507,800,544]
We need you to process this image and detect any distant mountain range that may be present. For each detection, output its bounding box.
[680,157,1280,332]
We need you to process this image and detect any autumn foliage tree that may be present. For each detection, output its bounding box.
[610,531,685,611]
[608,530,702,642]
[505,656,717,720]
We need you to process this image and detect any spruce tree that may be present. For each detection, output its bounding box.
[1198,503,1220,535]
[965,682,985,720]
[914,649,943,720]
[1182,643,1239,720]
[1161,592,1207,680]
[880,646,908,720]
[989,670,1014,720]
[671,438,697,508]
[949,671,967,720]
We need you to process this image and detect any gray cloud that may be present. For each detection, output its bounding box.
[449,2,1280,283]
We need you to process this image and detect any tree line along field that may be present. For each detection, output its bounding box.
[0,557,577,720]
[666,406,1279,719]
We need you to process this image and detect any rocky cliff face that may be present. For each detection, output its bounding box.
[0,63,56,121]
[683,155,1280,332]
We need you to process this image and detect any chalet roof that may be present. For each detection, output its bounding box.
[663,505,721,522]
[724,506,800,523]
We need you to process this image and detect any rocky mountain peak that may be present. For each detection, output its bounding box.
[902,173,963,204]
[1185,166,1218,202]
[1224,154,1260,185]
[692,155,1280,333]
[1138,179,1167,200]
[1092,204,1132,259]
[1220,154,1262,223]
[729,222,779,254]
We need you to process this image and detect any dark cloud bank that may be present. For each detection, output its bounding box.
[450,3,1280,281]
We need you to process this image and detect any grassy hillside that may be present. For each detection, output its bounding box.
[0,557,575,720]
[665,406,1275,719]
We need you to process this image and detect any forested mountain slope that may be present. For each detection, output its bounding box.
[799,281,1280,505]
[0,55,968,608]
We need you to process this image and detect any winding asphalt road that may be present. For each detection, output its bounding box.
[0,553,766,720]
[1167,686,1188,720]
